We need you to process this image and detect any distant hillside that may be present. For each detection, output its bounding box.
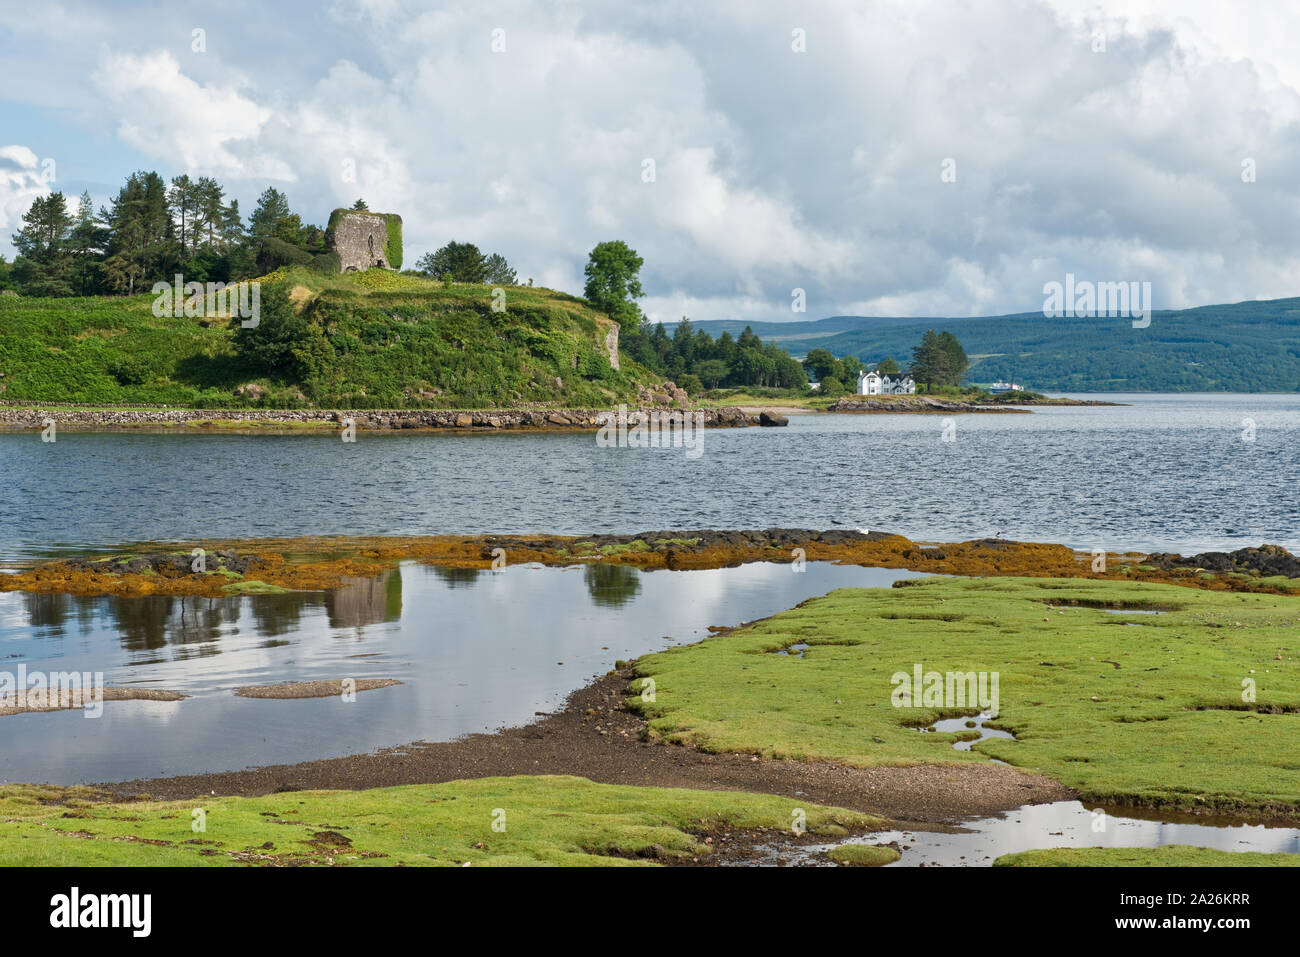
[695,298,1300,392]
[689,312,1007,343]
[0,268,653,408]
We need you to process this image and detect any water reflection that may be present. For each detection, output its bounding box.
[106,595,244,653]
[246,590,316,638]
[325,570,403,629]
[845,800,1300,866]
[0,561,931,783]
[583,563,642,608]
[428,566,481,589]
[22,592,75,629]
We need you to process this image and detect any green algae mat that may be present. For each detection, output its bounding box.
[0,776,879,867]
[627,577,1300,812]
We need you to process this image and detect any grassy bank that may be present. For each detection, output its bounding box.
[694,390,835,410]
[690,388,1105,410]
[0,267,655,409]
[627,577,1300,813]
[995,846,1300,866]
[0,775,880,867]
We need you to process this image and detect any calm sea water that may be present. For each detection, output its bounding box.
[1,394,1295,863]
[0,393,1295,561]
[0,561,928,784]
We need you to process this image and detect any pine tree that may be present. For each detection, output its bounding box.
[483,252,516,285]
[248,187,293,241]
[909,330,969,388]
[221,199,245,246]
[168,174,195,253]
[910,329,942,388]
[196,177,224,249]
[937,332,969,386]
[68,191,105,295]
[11,192,76,296]
[101,172,170,294]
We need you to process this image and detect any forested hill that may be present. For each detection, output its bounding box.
[691,297,1300,392]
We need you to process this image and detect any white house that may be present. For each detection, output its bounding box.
[857,368,916,395]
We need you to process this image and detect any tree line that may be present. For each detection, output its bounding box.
[1,171,531,299]
[578,239,806,391]
[573,238,974,394]
[802,329,968,394]
[626,319,809,391]
[2,173,394,297]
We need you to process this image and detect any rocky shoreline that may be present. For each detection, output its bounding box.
[6,528,1299,599]
[828,395,1120,413]
[0,405,765,432]
[829,396,1030,413]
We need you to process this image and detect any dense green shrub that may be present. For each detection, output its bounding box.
[577,351,613,379]
[312,251,341,274]
[258,237,314,273]
[819,375,845,396]
[109,355,154,385]
[233,282,311,378]
[676,373,703,395]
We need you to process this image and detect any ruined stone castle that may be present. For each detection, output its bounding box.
[328,211,401,273]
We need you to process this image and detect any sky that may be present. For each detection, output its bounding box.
[2,0,1298,324]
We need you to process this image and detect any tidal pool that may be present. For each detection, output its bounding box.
[742,801,1300,867]
[0,560,930,784]
[921,711,1016,751]
[836,800,1300,867]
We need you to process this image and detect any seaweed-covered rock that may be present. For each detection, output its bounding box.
[1147,545,1300,578]
[65,549,255,578]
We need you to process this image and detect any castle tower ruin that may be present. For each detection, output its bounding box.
[327,211,402,273]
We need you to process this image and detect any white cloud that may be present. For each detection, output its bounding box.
[92,50,273,177]
[4,0,1300,318]
[0,145,53,241]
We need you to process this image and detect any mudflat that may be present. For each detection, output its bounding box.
[103,667,1072,825]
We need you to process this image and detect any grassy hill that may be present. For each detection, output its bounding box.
[693,297,1300,392]
[0,268,655,408]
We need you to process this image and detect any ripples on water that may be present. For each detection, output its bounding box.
[1,394,1296,561]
